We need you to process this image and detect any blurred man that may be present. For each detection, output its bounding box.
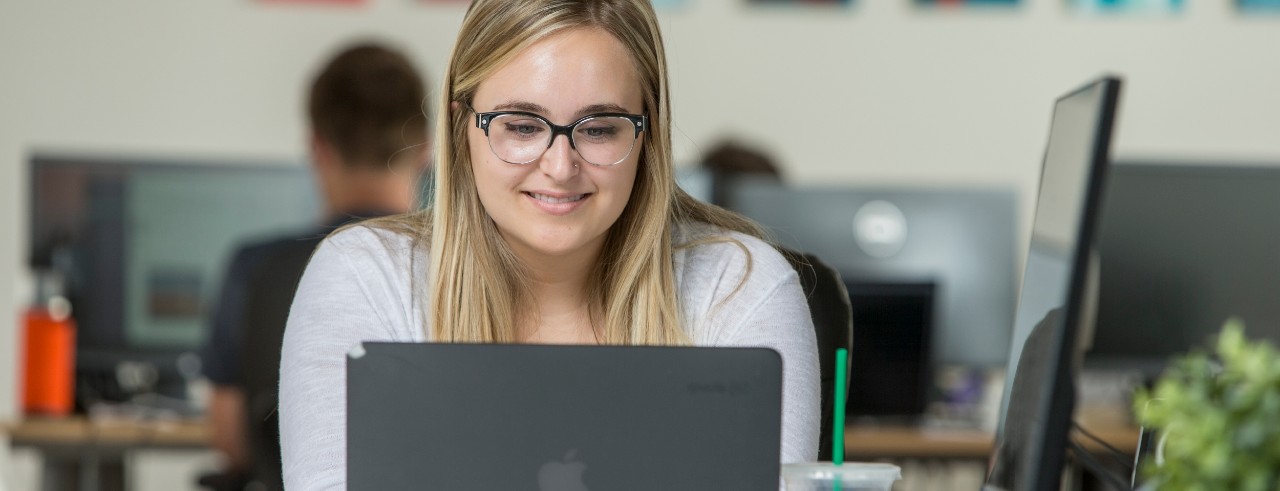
[698,139,783,210]
[199,42,429,491]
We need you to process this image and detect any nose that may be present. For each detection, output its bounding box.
[538,133,581,181]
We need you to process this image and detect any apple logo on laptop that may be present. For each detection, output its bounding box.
[538,449,588,491]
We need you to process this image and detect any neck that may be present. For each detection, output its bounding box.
[321,170,413,221]
[510,238,604,344]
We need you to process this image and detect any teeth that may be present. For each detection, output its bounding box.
[529,193,586,204]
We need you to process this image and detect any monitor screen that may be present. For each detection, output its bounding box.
[1090,162,1280,375]
[844,281,935,418]
[985,77,1121,491]
[675,165,714,204]
[29,154,321,357]
[728,181,1018,368]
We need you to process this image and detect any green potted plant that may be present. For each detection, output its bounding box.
[1132,318,1280,490]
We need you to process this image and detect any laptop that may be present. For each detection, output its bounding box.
[347,342,784,490]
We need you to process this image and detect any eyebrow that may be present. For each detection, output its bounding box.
[489,100,638,120]
[491,100,547,114]
[577,103,633,117]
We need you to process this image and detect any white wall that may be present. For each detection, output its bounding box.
[3,0,1280,425]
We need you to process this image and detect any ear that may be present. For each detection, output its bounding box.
[450,101,461,116]
[310,133,338,172]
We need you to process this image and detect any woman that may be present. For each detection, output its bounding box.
[278,0,819,488]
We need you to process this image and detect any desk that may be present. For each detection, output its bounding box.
[5,413,1138,490]
[844,406,1140,460]
[844,425,994,459]
[843,409,1142,491]
[844,422,1139,460]
[3,417,211,491]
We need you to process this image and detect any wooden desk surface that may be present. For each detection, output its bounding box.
[843,406,1141,459]
[845,425,994,459]
[4,409,1137,459]
[2,416,210,450]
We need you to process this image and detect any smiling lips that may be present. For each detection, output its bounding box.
[529,192,587,204]
[524,191,591,215]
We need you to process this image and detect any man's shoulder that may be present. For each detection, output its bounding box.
[230,228,328,268]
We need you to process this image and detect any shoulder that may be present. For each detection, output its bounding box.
[672,222,814,347]
[672,222,804,340]
[309,223,424,297]
[287,224,426,343]
[315,224,420,271]
[672,221,796,285]
[226,229,326,274]
[296,224,424,316]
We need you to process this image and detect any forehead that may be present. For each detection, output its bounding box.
[472,27,644,119]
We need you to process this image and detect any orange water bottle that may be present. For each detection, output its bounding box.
[20,272,76,416]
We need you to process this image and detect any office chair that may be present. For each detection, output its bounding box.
[197,238,318,491]
[240,239,319,491]
[778,247,854,461]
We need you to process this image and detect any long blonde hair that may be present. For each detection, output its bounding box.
[370,0,766,345]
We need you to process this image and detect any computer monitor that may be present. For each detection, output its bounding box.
[1090,162,1280,375]
[29,153,320,402]
[843,281,936,419]
[675,165,714,204]
[985,76,1121,491]
[727,182,1018,369]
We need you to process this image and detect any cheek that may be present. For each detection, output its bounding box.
[470,148,532,218]
[600,164,640,211]
[620,151,642,195]
[469,135,504,191]
[467,133,489,176]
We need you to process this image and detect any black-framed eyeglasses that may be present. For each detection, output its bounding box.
[467,104,647,167]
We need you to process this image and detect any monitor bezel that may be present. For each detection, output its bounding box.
[986,76,1122,491]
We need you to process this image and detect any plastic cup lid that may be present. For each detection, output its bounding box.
[781,462,903,482]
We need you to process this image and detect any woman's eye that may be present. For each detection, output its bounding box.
[578,125,618,140]
[503,122,543,136]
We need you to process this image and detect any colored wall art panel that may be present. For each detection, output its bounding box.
[916,0,1018,6]
[1070,0,1183,14]
[1239,0,1280,11]
[748,0,854,7]
[651,0,691,9]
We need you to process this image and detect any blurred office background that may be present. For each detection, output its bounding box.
[3,0,1280,489]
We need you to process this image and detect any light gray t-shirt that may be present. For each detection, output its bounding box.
[278,223,820,490]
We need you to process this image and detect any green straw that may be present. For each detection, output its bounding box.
[832,348,848,491]
[833,348,848,465]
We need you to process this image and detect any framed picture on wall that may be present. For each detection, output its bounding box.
[1068,0,1183,14]
[1239,0,1280,12]
[651,0,691,9]
[257,0,367,4]
[916,0,1018,7]
[747,0,854,7]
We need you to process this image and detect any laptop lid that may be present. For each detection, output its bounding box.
[348,342,783,490]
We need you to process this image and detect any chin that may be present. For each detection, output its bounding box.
[528,241,588,258]
[519,232,601,259]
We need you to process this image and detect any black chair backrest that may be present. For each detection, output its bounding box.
[778,247,854,461]
[240,238,322,491]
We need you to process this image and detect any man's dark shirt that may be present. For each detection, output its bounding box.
[199,212,392,386]
[198,211,392,491]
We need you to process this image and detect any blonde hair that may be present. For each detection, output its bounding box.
[370,0,766,345]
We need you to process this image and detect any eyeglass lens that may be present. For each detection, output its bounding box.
[486,114,637,166]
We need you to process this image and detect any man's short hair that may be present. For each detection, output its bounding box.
[701,140,781,179]
[308,43,429,170]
